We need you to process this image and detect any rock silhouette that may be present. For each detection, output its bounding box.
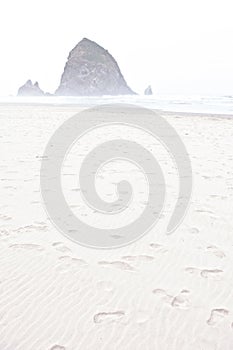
[56,38,135,96]
[144,85,153,95]
[18,80,45,96]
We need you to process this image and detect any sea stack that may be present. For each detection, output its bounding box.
[56,38,135,96]
[17,80,45,96]
[144,85,153,95]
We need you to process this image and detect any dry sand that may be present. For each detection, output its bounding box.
[0,104,233,349]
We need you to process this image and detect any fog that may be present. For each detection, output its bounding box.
[0,0,232,96]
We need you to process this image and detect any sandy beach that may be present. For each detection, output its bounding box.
[1,104,233,350]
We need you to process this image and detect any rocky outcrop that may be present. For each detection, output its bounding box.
[17,80,45,96]
[56,38,135,96]
[144,85,153,95]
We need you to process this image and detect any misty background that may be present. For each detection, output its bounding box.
[0,0,232,96]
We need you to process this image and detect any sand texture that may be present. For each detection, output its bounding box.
[0,105,233,349]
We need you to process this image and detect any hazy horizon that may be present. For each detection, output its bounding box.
[0,0,232,96]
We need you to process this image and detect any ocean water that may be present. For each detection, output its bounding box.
[1,94,233,115]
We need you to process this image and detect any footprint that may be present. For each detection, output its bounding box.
[52,242,72,253]
[71,188,80,192]
[121,255,154,263]
[4,186,17,190]
[27,224,47,231]
[153,288,191,309]
[171,293,190,309]
[70,257,88,267]
[152,289,173,303]
[201,269,223,280]
[152,288,167,296]
[94,311,125,324]
[149,243,168,254]
[98,261,135,271]
[0,229,10,237]
[189,227,200,234]
[149,243,163,249]
[36,155,48,160]
[195,209,214,214]
[207,309,229,326]
[14,224,47,233]
[9,244,44,251]
[35,221,47,226]
[180,289,190,294]
[58,256,88,270]
[49,345,66,350]
[0,214,12,221]
[206,245,226,259]
[185,267,201,275]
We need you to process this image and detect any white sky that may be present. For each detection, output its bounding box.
[0,0,232,96]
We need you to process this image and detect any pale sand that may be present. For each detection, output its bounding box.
[0,105,233,349]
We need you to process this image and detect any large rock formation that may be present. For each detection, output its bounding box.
[18,80,45,96]
[56,38,135,96]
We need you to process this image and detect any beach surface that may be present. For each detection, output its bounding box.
[0,104,233,349]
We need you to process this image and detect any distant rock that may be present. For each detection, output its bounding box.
[144,85,153,95]
[18,80,45,96]
[56,38,135,96]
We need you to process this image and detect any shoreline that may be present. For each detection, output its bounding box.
[0,94,233,116]
[1,102,233,119]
